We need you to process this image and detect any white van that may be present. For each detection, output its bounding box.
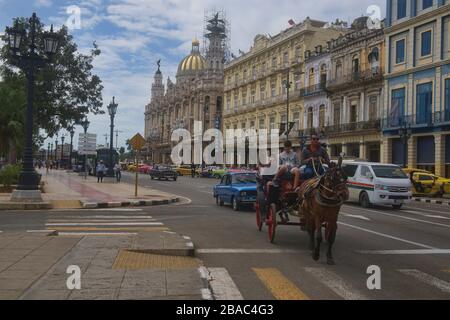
[341,161,413,209]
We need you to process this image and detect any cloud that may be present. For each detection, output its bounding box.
[34,0,53,7]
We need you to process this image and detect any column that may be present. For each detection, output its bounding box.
[360,92,365,122]
[359,142,366,160]
[435,133,445,177]
[342,143,348,157]
[407,136,417,169]
[435,67,442,113]
[342,96,348,123]
[380,136,390,164]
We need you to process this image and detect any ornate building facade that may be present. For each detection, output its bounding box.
[325,17,385,162]
[222,18,347,155]
[144,13,228,164]
[382,0,450,177]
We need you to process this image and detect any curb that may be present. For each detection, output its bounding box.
[412,197,450,206]
[0,202,52,211]
[81,197,180,209]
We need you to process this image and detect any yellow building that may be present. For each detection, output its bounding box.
[223,18,347,156]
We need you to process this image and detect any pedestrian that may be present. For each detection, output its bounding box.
[114,163,122,183]
[191,163,196,178]
[96,160,106,183]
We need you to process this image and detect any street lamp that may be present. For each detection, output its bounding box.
[60,134,66,168]
[68,125,75,170]
[283,68,294,138]
[80,118,90,179]
[7,13,60,202]
[47,143,50,161]
[107,97,118,176]
[399,121,412,169]
[54,139,58,168]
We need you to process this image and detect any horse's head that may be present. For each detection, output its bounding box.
[322,157,349,201]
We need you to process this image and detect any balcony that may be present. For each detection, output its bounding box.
[300,83,326,97]
[326,67,382,92]
[382,111,450,131]
[324,120,381,135]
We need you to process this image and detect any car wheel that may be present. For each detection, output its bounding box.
[359,192,371,208]
[392,204,402,210]
[151,176,154,180]
[173,177,177,181]
[232,197,240,211]
[217,196,224,206]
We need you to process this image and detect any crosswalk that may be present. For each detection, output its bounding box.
[203,266,450,300]
[44,210,170,236]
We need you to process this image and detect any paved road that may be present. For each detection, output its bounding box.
[1,172,449,300]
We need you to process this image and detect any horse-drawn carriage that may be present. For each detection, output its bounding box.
[255,157,349,265]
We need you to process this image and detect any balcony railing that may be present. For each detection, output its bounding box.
[327,67,382,90]
[324,120,381,135]
[382,111,450,130]
[300,83,326,97]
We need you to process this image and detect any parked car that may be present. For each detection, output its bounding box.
[402,168,450,197]
[211,167,228,179]
[213,172,257,211]
[138,164,153,174]
[149,165,178,181]
[342,161,413,209]
[175,165,201,177]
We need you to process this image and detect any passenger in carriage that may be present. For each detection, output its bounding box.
[272,140,301,189]
[300,134,331,180]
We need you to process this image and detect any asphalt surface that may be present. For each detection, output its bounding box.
[1,172,449,300]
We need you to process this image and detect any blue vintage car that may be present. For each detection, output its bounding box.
[213,172,257,211]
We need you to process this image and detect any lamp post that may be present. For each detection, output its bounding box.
[399,121,412,169]
[54,139,58,168]
[47,143,50,161]
[107,97,118,176]
[7,13,60,202]
[50,143,53,161]
[68,126,75,170]
[60,134,65,168]
[283,68,294,138]
[81,118,90,179]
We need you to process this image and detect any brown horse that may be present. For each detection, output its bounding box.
[298,157,349,265]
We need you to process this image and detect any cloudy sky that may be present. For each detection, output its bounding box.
[0,0,385,150]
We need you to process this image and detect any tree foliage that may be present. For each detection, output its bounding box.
[0,15,104,142]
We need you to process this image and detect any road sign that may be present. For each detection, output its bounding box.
[129,133,146,151]
[78,133,97,155]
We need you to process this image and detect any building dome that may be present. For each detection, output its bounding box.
[177,39,207,77]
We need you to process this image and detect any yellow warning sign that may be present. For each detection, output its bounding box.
[129,133,146,151]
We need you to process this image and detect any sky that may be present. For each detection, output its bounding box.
[0,0,385,150]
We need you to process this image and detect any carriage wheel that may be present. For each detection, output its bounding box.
[267,203,277,243]
[255,202,263,232]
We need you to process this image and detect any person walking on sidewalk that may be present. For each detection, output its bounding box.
[113,163,122,183]
[96,161,106,183]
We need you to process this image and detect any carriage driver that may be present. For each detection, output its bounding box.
[300,134,331,180]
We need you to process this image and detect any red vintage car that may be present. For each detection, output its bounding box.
[138,164,153,174]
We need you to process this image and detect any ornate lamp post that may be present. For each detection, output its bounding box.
[68,126,75,170]
[399,121,412,169]
[107,97,118,176]
[60,134,65,168]
[81,118,90,178]
[7,13,59,202]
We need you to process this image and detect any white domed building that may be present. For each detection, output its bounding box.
[145,14,228,164]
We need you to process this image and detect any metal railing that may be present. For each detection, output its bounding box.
[326,67,382,89]
[324,120,381,134]
[382,111,450,130]
[300,83,326,97]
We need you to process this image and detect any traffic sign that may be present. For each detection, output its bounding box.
[129,133,146,151]
[78,133,97,155]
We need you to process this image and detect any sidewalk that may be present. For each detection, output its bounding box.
[0,231,209,300]
[0,169,179,210]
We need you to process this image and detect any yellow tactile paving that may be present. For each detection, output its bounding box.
[253,268,310,300]
[47,227,170,232]
[113,250,200,270]
[49,200,82,209]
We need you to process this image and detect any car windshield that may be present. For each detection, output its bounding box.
[232,174,257,184]
[372,166,407,179]
[159,166,171,170]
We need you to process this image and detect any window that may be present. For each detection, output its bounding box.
[270,81,276,97]
[333,103,341,126]
[421,30,432,57]
[396,39,405,64]
[445,79,450,121]
[260,82,266,100]
[335,61,343,79]
[307,108,313,129]
[416,82,433,124]
[319,105,326,128]
[342,164,358,178]
[360,166,371,178]
[397,0,407,19]
[369,96,378,121]
[259,118,265,130]
[272,57,277,68]
[390,88,405,126]
[422,0,433,10]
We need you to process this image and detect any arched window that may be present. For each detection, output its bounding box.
[320,64,327,86]
[369,47,380,72]
[319,105,326,128]
[307,107,314,129]
[352,55,360,75]
[335,60,343,79]
[308,68,315,87]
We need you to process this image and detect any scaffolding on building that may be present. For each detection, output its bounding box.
[203,8,231,65]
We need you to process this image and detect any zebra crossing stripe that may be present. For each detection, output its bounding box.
[398,269,450,293]
[253,268,310,300]
[207,268,244,300]
[46,222,163,226]
[304,267,368,300]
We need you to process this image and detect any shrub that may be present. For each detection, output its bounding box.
[0,164,21,187]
